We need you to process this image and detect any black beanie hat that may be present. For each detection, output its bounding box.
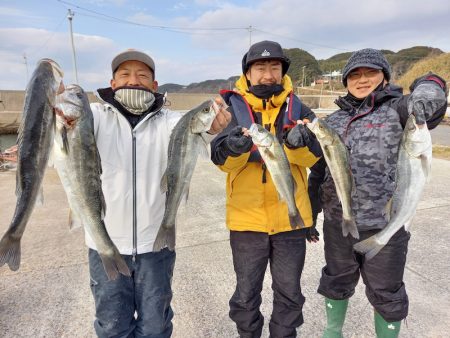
[242,40,290,75]
[342,48,391,87]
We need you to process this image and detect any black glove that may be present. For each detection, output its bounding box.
[284,124,323,157]
[407,81,446,124]
[284,124,312,149]
[306,225,320,243]
[226,126,253,155]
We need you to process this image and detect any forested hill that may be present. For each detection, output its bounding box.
[159,46,444,93]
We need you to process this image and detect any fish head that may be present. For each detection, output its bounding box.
[56,84,85,122]
[307,118,336,146]
[403,114,432,157]
[39,58,64,94]
[190,100,217,134]
[248,123,273,147]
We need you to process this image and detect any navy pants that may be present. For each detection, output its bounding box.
[318,220,410,322]
[89,248,176,338]
[229,230,306,338]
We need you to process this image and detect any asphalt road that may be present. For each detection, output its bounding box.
[430,124,450,146]
[1,158,450,338]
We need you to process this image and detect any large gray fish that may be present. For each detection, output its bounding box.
[307,118,359,239]
[53,84,130,280]
[0,59,63,271]
[353,115,432,259]
[248,123,304,229]
[153,100,217,252]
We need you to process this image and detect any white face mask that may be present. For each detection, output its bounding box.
[113,86,155,115]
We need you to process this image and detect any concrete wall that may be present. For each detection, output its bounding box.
[0,91,217,133]
[0,90,216,112]
[0,90,343,133]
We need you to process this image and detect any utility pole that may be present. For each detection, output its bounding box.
[23,53,29,82]
[248,25,253,47]
[301,65,306,87]
[67,9,79,84]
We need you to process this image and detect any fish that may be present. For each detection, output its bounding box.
[0,58,64,271]
[353,114,432,259]
[307,118,359,239]
[247,123,305,229]
[153,100,217,252]
[52,84,130,280]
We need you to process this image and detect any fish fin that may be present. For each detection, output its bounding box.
[153,226,176,252]
[263,148,276,161]
[404,215,415,232]
[47,145,55,168]
[421,153,432,182]
[353,236,383,261]
[100,193,107,219]
[289,210,305,229]
[68,209,82,230]
[61,126,70,155]
[383,198,393,221]
[342,218,359,239]
[160,171,168,194]
[0,234,21,271]
[197,139,210,159]
[99,250,131,281]
[183,189,189,204]
[35,186,44,207]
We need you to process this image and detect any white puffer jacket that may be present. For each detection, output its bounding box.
[85,100,181,255]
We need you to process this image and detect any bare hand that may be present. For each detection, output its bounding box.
[208,96,232,135]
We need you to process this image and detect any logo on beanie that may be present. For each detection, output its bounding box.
[261,49,271,57]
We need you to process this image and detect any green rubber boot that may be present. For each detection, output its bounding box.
[374,311,401,338]
[322,298,349,338]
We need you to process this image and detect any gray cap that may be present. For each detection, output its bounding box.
[342,48,391,87]
[111,49,155,75]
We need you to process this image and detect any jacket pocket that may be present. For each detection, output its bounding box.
[228,165,264,207]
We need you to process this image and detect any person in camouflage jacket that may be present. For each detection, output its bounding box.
[308,48,448,338]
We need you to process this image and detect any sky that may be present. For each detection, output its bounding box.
[0,0,449,91]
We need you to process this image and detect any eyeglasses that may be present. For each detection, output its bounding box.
[347,69,382,81]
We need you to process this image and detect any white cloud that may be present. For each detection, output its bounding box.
[0,28,118,90]
[167,0,450,59]
[126,12,165,26]
[0,0,449,90]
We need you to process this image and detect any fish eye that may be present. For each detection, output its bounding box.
[202,107,209,112]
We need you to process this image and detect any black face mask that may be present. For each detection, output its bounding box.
[248,84,284,99]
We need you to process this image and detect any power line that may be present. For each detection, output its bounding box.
[55,0,349,53]
[56,0,247,32]
[25,14,67,58]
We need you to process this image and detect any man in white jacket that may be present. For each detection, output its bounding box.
[88,49,230,338]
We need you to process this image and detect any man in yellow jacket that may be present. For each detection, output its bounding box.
[210,40,322,338]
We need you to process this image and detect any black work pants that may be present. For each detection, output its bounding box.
[229,230,306,338]
[318,220,410,322]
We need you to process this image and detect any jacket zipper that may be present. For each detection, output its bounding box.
[132,130,137,262]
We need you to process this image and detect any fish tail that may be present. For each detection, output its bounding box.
[0,234,21,271]
[342,218,359,239]
[99,250,131,281]
[353,236,383,261]
[153,225,176,252]
[289,210,305,230]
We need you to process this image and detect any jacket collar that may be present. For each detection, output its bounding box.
[234,74,293,111]
[335,83,403,113]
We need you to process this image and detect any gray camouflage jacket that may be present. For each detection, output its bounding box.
[309,75,447,231]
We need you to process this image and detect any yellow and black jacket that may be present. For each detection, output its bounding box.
[211,74,321,234]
